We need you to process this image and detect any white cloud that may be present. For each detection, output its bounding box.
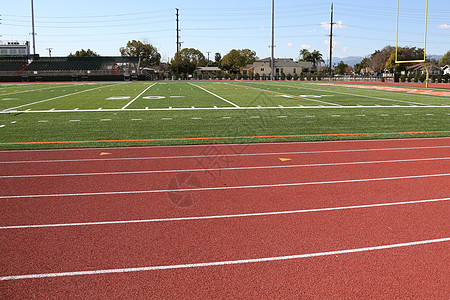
[287,43,294,48]
[309,29,317,33]
[320,22,330,30]
[320,20,348,30]
[439,24,450,29]
[301,44,311,49]
[335,20,348,29]
[323,40,340,47]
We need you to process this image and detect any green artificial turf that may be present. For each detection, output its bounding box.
[1,81,449,150]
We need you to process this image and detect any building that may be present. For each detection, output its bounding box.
[407,62,443,76]
[442,65,450,75]
[245,58,313,77]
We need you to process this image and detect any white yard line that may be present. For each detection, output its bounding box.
[1,237,449,280]
[0,84,82,97]
[121,83,157,109]
[188,82,240,107]
[1,157,448,178]
[258,82,430,106]
[0,173,448,199]
[4,83,125,111]
[228,83,342,106]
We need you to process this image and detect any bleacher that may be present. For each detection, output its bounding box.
[0,58,28,72]
[0,56,140,82]
[25,57,104,71]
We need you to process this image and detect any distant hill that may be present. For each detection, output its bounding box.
[326,56,364,67]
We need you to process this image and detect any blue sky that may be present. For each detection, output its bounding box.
[1,0,449,62]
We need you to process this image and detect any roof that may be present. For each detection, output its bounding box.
[196,67,221,71]
[253,58,312,68]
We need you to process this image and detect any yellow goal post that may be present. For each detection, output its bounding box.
[395,0,430,87]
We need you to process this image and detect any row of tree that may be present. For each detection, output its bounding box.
[69,40,450,76]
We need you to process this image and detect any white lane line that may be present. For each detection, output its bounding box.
[121,83,157,109]
[1,145,450,164]
[0,173,448,199]
[4,83,123,111]
[188,82,240,107]
[2,197,449,230]
[1,237,449,281]
[2,157,449,179]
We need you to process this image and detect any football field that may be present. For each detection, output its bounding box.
[0,81,449,149]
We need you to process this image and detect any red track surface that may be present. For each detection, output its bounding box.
[1,138,449,298]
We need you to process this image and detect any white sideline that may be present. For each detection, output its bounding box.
[1,237,449,281]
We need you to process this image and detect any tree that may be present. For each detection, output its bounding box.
[170,48,207,75]
[68,49,100,57]
[354,57,370,74]
[369,46,395,73]
[120,40,161,68]
[220,49,257,74]
[441,50,450,66]
[335,61,349,75]
[299,49,324,71]
[385,47,425,73]
[215,52,222,64]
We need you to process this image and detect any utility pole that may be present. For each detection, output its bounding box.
[329,2,335,77]
[270,0,275,81]
[31,0,36,57]
[206,51,211,66]
[176,8,181,53]
[46,48,52,58]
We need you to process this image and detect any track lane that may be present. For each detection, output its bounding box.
[1,202,449,277]
[2,243,448,299]
[0,137,449,163]
[0,159,448,197]
[1,138,449,298]
[1,147,449,177]
[1,176,449,227]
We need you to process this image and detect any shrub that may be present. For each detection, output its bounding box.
[419,74,426,83]
[255,73,260,80]
[293,73,299,80]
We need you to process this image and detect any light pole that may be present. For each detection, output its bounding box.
[270,0,275,81]
[31,0,36,57]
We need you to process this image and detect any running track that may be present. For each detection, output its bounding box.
[1,138,449,298]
